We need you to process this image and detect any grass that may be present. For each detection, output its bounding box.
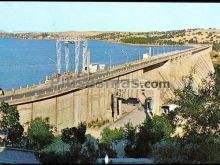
[40,137,70,154]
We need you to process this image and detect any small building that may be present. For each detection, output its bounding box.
[98,64,105,70]
[161,104,179,114]
[143,53,151,59]
[89,63,98,73]
[143,47,152,59]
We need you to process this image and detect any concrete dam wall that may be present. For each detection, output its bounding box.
[6,46,214,132]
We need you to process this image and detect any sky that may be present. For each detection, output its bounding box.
[0,2,220,32]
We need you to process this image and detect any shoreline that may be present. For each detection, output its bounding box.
[88,38,192,47]
[0,36,193,47]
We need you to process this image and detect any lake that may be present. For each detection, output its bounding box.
[0,38,191,90]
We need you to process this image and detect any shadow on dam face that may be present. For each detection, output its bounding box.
[143,61,166,73]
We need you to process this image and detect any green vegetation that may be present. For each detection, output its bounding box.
[97,142,117,158]
[38,122,99,164]
[214,64,220,91]
[120,36,183,45]
[61,122,87,145]
[41,32,48,38]
[213,42,220,52]
[188,38,198,44]
[124,114,174,158]
[27,117,54,150]
[40,138,70,154]
[100,127,125,144]
[0,102,24,145]
[87,119,110,128]
[152,73,220,163]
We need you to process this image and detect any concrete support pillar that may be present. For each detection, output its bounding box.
[117,98,122,117]
[73,92,80,126]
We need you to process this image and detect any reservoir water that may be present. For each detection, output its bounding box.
[0,38,191,90]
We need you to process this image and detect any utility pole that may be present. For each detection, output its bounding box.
[122,49,128,65]
[134,49,141,61]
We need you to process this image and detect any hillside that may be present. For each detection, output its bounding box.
[89,28,220,64]
[1,28,220,46]
[89,28,220,45]
[0,31,103,40]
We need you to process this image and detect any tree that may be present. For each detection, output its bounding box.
[80,134,99,164]
[0,102,9,133]
[136,114,174,157]
[124,122,138,158]
[152,134,220,164]
[27,117,54,150]
[213,43,220,52]
[60,122,88,163]
[41,32,48,38]
[61,122,86,145]
[98,142,117,158]
[124,115,174,158]
[100,127,125,144]
[124,122,136,144]
[0,102,24,145]
[168,74,220,137]
[152,73,220,163]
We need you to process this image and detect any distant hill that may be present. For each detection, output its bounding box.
[89,28,220,45]
[0,28,219,65]
[1,28,220,48]
[0,31,104,40]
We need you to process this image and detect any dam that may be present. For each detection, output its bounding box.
[0,39,214,132]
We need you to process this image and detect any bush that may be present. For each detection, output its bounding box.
[152,138,183,163]
[100,127,125,144]
[152,74,220,163]
[138,115,174,156]
[213,42,220,52]
[152,135,220,164]
[80,135,99,164]
[27,117,54,150]
[41,123,99,164]
[123,115,174,158]
[98,142,117,158]
[61,122,87,146]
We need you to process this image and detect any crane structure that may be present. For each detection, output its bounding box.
[64,41,70,72]
[149,47,152,57]
[56,37,90,75]
[56,39,62,74]
[82,40,88,73]
[86,49,90,73]
[74,40,80,75]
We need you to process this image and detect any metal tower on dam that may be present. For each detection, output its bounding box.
[56,37,91,75]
